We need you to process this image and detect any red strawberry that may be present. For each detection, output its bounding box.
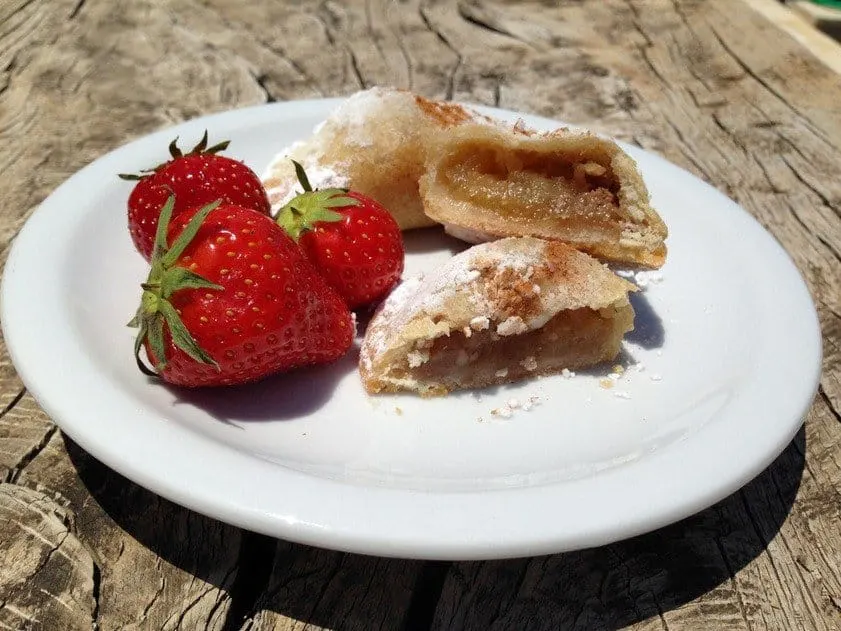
[129,195,353,387]
[275,161,404,310]
[120,132,271,261]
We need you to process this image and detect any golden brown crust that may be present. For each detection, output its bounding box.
[261,88,485,231]
[412,94,477,126]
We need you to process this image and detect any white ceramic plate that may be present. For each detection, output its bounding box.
[1,99,821,560]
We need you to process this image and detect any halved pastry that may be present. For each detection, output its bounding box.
[419,122,668,268]
[360,237,637,396]
[261,87,488,230]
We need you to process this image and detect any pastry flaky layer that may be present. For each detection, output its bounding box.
[261,87,488,230]
[419,122,669,268]
[359,237,638,396]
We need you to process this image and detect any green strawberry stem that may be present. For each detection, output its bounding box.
[129,195,223,376]
[275,160,359,241]
[292,160,313,192]
[118,131,231,180]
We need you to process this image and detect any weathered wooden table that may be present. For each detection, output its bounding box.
[2,0,840,629]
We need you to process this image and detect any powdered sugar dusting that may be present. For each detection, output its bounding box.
[361,275,423,369]
[370,239,550,343]
[616,269,665,289]
[326,88,393,144]
[264,157,351,209]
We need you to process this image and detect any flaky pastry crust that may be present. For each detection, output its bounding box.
[360,237,637,396]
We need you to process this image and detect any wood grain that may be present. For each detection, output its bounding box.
[0,484,96,631]
[1,0,840,630]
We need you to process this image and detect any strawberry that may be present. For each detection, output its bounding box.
[129,195,354,387]
[120,132,271,261]
[275,161,404,310]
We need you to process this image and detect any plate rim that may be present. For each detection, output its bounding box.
[0,98,822,560]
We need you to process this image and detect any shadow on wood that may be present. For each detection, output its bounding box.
[65,424,805,630]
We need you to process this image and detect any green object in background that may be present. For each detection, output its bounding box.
[809,0,841,8]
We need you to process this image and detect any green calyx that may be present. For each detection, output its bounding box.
[275,159,359,241]
[128,195,223,376]
[118,130,230,180]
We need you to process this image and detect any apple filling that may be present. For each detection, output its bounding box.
[440,144,624,229]
[387,305,633,395]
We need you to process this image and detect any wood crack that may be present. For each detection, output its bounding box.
[710,111,748,155]
[313,5,336,46]
[7,423,58,484]
[303,553,346,622]
[346,44,367,89]
[713,536,754,631]
[219,532,276,631]
[140,572,166,623]
[819,385,841,425]
[778,157,841,257]
[738,488,788,592]
[393,25,414,91]
[172,585,215,629]
[639,46,669,85]
[90,557,101,628]
[781,195,841,267]
[68,0,86,20]
[28,530,70,589]
[779,154,836,209]
[205,566,237,628]
[194,3,323,95]
[624,0,654,48]
[707,24,839,153]
[456,1,534,49]
[418,3,461,100]
[0,0,38,24]
[0,387,25,420]
[400,561,451,631]
[248,71,276,104]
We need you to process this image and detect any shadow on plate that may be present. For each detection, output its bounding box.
[403,226,471,257]
[167,342,360,423]
[625,290,665,350]
[66,423,804,630]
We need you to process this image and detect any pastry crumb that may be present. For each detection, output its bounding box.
[520,356,538,371]
[522,395,540,411]
[394,406,403,415]
[599,379,614,389]
[561,368,575,379]
[497,316,528,336]
[490,406,513,419]
[407,350,429,367]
